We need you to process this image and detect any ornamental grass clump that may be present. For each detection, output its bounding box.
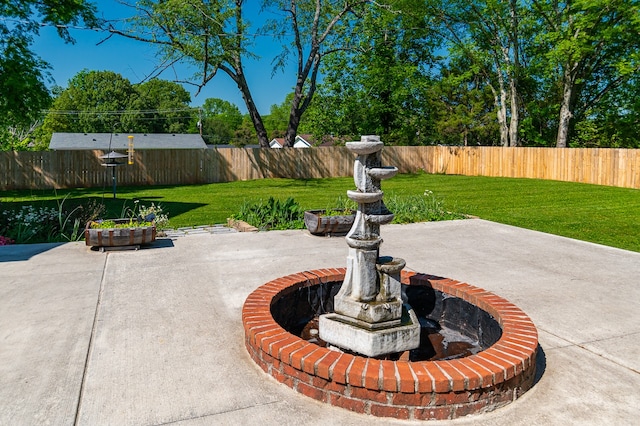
[386,190,467,223]
[232,197,305,230]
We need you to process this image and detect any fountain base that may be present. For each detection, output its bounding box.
[243,269,538,420]
[319,305,420,357]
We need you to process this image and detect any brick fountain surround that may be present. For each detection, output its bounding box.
[242,269,538,420]
[242,136,538,420]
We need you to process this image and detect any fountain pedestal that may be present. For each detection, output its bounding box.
[319,136,420,357]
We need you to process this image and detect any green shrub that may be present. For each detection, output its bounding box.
[386,190,467,223]
[232,197,305,230]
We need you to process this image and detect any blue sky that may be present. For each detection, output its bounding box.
[31,1,296,114]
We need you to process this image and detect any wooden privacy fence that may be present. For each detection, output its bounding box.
[1,146,639,191]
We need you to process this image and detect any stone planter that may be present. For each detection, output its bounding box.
[85,219,156,249]
[304,209,355,236]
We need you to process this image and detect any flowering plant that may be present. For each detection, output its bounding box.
[1,205,59,243]
[119,200,169,230]
[0,235,14,246]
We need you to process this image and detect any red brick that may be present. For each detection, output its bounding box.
[259,351,281,372]
[350,386,389,404]
[330,354,354,384]
[465,357,496,388]
[282,364,310,383]
[437,361,466,392]
[392,391,430,406]
[315,350,341,380]
[499,312,532,322]
[434,390,473,406]
[253,328,286,345]
[413,405,454,420]
[453,400,492,417]
[363,358,381,389]
[426,362,451,392]
[290,343,318,370]
[253,357,268,373]
[445,359,483,389]
[505,322,538,335]
[396,361,416,393]
[380,360,398,392]
[246,322,278,334]
[242,308,273,318]
[301,348,329,374]
[491,388,516,405]
[279,340,307,363]
[296,381,325,402]
[411,363,435,392]
[281,374,295,389]
[477,352,516,381]
[312,375,346,394]
[332,395,367,413]
[370,404,410,419]
[501,335,538,351]
[264,334,297,357]
[329,267,346,278]
[472,354,507,383]
[346,357,367,387]
[271,368,285,383]
[492,345,530,369]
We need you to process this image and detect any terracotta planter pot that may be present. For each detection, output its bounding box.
[304,209,355,236]
[85,219,156,248]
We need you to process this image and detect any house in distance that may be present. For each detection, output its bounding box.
[49,133,207,150]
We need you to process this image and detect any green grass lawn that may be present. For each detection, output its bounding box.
[2,173,639,252]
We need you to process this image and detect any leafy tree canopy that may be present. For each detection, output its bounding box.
[199,97,244,145]
[0,0,98,149]
[35,70,195,148]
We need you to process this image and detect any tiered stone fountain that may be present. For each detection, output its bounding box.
[242,135,539,420]
[319,135,420,357]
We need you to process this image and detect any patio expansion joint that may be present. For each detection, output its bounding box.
[541,327,640,374]
[73,252,110,426]
[150,400,283,426]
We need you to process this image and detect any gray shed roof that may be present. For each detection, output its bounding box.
[49,133,207,150]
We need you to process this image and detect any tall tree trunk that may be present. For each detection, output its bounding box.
[284,94,301,148]
[509,77,519,146]
[492,75,509,147]
[556,66,576,148]
[507,0,520,147]
[236,74,269,148]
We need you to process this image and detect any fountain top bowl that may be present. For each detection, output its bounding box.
[346,139,383,155]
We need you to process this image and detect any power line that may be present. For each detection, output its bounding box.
[42,108,197,115]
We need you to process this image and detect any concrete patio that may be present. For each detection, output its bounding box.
[1,219,638,425]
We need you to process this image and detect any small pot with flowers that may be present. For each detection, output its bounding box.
[85,201,168,249]
[85,217,156,249]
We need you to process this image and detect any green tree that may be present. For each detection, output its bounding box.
[232,115,259,147]
[0,0,98,150]
[36,71,194,147]
[530,0,640,147]
[571,76,640,148]
[303,1,437,145]
[109,0,384,147]
[425,0,534,147]
[39,70,137,137]
[431,58,500,146]
[199,98,243,144]
[264,93,295,139]
[127,78,193,133]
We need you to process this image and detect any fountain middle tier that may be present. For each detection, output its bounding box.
[346,190,383,203]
